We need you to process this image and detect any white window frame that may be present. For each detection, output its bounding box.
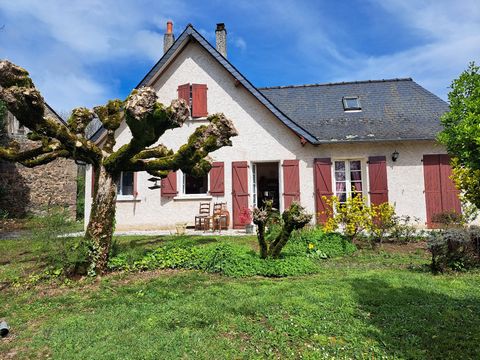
[174,171,212,200]
[342,96,362,112]
[117,171,135,201]
[332,159,368,203]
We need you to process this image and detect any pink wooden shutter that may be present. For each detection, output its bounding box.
[133,172,138,197]
[232,161,249,229]
[423,155,443,228]
[177,84,190,104]
[191,84,208,117]
[314,158,333,224]
[209,162,224,196]
[161,171,177,197]
[439,154,461,214]
[282,160,300,209]
[368,156,389,206]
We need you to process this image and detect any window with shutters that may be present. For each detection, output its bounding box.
[117,171,134,197]
[334,160,366,203]
[182,172,209,195]
[177,83,208,118]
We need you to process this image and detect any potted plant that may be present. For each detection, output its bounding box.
[239,207,254,234]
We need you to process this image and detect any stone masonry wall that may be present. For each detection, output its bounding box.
[0,137,77,219]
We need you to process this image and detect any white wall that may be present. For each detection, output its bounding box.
[85,42,447,230]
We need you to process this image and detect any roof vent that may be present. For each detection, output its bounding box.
[342,96,361,111]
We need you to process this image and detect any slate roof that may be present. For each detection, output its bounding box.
[90,23,449,145]
[259,79,449,143]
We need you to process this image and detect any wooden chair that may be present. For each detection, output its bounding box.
[194,202,211,230]
[211,202,229,232]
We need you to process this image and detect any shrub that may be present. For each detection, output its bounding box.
[32,208,89,276]
[390,215,422,243]
[427,227,479,273]
[290,226,356,258]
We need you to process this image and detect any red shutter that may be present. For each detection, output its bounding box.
[209,162,224,196]
[439,154,461,214]
[368,156,389,206]
[191,84,208,117]
[232,161,249,229]
[177,84,190,104]
[133,172,138,197]
[314,158,333,224]
[424,154,461,228]
[282,160,300,209]
[161,171,177,197]
[423,155,444,228]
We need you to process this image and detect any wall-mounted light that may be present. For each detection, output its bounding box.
[391,150,399,162]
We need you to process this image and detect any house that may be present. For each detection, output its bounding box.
[0,105,77,217]
[85,22,460,231]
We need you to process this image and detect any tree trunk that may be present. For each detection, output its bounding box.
[256,222,268,259]
[84,165,118,275]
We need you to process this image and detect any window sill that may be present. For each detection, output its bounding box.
[173,194,213,201]
[116,195,140,202]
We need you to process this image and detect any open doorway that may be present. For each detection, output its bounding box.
[252,162,280,210]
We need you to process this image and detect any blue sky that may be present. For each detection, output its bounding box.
[0,0,479,113]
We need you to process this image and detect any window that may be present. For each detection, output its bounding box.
[117,171,134,196]
[183,173,208,195]
[342,96,361,111]
[334,160,364,203]
[178,83,208,118]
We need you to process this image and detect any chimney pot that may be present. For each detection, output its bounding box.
[163,21,175,54]
[215,23,227,58]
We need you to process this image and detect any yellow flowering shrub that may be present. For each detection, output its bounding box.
[321,195,397,244]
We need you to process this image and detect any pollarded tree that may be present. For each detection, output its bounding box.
[0,60,238,274]
[439,62,480,208]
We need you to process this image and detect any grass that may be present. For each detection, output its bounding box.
[1,234,480,359]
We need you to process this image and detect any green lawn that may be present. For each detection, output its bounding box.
[1,235,480,359]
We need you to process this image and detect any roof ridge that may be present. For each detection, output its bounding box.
[258,78,413,90]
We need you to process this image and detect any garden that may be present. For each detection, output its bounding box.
[1,204,480,359]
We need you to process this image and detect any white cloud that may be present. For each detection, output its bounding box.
[232,36,247,51]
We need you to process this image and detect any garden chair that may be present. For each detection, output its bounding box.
[194,202,211,231]
[211,202,229,233]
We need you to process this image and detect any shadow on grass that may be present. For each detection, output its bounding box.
[351,278,480,359]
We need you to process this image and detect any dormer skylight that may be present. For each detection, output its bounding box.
[343,96,361,111]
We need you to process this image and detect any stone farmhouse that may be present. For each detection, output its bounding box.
[86,22,459,231]
[0,105,77,217]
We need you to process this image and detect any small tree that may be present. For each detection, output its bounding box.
[439,62,480,208]
[0,60,237,274]
[253,201,312,259]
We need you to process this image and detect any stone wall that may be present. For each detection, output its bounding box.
[0,113,77,218]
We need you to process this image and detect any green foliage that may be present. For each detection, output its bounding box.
[439,63,480,208]
[76,166,85,220]
[427,227,480,273]
[31,208,88,275]
[290,226,357,258]
[108,242,318,278]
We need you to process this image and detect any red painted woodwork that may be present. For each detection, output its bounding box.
[314,158,333,224]
[192,84,208,117]
[177,84,190,104]
[161,171,177,197]
[232,161,249,229]
[423,154,461,228]
[439,154,461,214]
[282,160,300,209]
[209,162,225,196]
[368,156,389,206]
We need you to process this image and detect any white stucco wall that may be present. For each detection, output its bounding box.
[84,41,449,231]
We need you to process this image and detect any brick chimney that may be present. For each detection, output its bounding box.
[163,21,175,54]
[215,23,227,58]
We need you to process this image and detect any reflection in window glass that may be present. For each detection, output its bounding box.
[334,160,363,202]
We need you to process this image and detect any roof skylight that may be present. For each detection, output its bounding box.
[343,96,361,111]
